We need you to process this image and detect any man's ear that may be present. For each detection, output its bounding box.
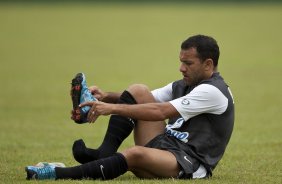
[204,59,214,71]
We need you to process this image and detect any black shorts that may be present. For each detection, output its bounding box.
[145,134,200,179]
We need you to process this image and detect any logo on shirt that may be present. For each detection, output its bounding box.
[181,98,190,105]
[166,128,189,143]
[165,118,189,143]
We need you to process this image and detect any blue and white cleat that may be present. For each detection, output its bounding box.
[25,162,65,180]
[71,73,97,124]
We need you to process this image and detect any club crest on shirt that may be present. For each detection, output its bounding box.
[181,98,190,105]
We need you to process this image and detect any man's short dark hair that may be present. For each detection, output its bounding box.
[181,35,220,67]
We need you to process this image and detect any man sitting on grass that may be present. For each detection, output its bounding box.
[25,34,234,180]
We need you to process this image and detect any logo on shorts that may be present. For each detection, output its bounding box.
[181,99,190,105]
[184,156,192,165]
[100,165,105,179]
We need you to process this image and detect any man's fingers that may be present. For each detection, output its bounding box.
[79,101,95,107]
[92,116,99,123]
[87,109,95,120]
[87,103,98,120]
[87,110,99,123]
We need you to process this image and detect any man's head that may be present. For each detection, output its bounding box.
[179,35,220,86]
[181,35,220,67]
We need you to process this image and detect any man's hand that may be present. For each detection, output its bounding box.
[89,86,121,103]
[79,101,114,123]
[88,86,106,101]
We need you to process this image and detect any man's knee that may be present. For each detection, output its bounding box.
[126,84,154,104]
[123,146,145,160]
[122,146,146,168]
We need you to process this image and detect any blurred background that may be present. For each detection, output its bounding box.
[0,0,281,183]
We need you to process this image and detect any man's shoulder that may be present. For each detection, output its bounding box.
[201,72,227,87]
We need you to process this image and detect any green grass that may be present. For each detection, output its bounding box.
[0,2,282,184]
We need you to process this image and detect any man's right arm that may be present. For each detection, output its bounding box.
[88,86,121,103]
[102,92,122,103]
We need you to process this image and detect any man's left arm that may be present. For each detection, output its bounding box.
[80,101,180,123]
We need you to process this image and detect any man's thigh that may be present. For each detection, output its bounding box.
[134,120,165,146]
[146,134,202,178]
[122,146,180,179]
[126,84,166,146]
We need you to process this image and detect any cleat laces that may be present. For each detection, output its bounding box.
[36,165,56,180]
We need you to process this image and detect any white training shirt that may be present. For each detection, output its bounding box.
[151,83,228,121]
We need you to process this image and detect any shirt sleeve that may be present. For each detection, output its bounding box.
[151,83,173,102]
[169,84,228,121]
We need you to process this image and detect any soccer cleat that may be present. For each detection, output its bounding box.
[25,162,65,180]
[71,73,97,124]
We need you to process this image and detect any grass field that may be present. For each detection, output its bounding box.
[0,2,282,184]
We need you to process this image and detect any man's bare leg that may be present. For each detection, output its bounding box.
[122,146,180,178]
[126,84,166,146]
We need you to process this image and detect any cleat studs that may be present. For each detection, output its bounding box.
[74,86,81,90]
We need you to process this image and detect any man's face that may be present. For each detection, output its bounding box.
[179,48,207,86]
